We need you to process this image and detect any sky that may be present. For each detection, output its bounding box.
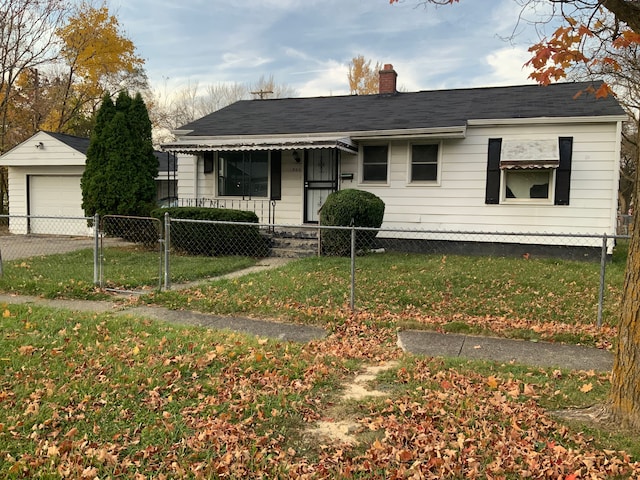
[109,0,552,99]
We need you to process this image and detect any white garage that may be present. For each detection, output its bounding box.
[0,131,90,235]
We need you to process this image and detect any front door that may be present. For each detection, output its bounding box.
[304,149,338,223]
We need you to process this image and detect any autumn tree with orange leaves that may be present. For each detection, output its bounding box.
[49,2,147,136]
[391,0,640,430]
[348,55,381,95]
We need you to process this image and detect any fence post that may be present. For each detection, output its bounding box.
[93,213,100,285]
[597,233,608,328]
[164,212,171,290]
[350,223,356,311]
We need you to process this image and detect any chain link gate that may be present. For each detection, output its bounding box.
[98,215,164,293]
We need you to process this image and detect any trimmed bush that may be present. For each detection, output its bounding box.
[151,207,270,257]
[319,189,385,256]
[102,215,160,248]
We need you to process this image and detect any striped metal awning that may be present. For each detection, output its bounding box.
[162,135,358,154]
[500,138,560,169]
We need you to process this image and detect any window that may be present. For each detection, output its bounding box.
[485,137,573,205]
[362,145,388,182]
[411,144,438,182]
[217,151,269,197]
[503,169,552,200]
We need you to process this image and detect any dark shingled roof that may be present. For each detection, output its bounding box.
[45,131,175,171]
[179,82,626,137]
[45,131,90,154]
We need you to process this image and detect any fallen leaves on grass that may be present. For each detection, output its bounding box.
[345,360,638,479]
[307,310,401,361]
[2,307,639,479]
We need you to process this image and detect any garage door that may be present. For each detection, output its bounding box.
[29,175,89,235]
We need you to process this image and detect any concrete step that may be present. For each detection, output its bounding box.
[270,236,318,258]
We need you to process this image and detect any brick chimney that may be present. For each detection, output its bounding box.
[379,64,397,95]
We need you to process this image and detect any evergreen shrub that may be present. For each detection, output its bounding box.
[152,207,270,257]
[319,189,385,256]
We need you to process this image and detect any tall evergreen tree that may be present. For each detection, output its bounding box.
[81,91,158,218]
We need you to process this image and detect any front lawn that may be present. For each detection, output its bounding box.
[0,247,256,299]
[0,242,628,346]
[146,247,627,347]
[0,304,637,478]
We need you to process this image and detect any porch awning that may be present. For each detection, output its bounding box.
[500,138,560,169]
[162,136,358,154]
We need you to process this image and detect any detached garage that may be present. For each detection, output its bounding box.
[0,131,90,236]
[0,131,177,236]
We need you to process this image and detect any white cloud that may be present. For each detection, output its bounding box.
[474,47,536,87]
[295,60,349,97]
[114,0,553,103]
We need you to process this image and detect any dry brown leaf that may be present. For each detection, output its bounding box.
[580,383,593,393]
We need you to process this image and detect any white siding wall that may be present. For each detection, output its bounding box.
[345,122,620,241]
[176,154,197,199]
[0,132,86,168]
[174,121,621,245]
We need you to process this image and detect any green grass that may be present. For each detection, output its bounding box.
[0,248,103,299]
[144,247,627,344]
[0,303,637,478]
[369,355,640,460]
[0,241,628,344]
[0,247,256,299]
[0,304,350,478]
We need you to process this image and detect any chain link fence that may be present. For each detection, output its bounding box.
[0,215,98,288]
[0,213,630,327]
[159,217,628,327]
[99,215,163,293]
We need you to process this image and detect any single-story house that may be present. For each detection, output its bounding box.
[163,65,626,251]
[0,130,177,235]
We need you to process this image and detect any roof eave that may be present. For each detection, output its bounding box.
[349,126,467,140]
[467,115,628,126]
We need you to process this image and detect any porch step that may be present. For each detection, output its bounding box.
[268,232,319,258]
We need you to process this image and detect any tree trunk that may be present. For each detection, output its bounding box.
[609,123,640,429]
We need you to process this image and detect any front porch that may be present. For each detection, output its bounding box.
[163,135,359,226]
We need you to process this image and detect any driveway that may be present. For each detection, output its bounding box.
[0,234,123,261]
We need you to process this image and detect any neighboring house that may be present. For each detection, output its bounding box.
[0,131,176,235]
[163,65,627,251]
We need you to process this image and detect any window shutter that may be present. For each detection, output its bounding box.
[203,152,214,174]
[270,151,282,200]
[554,137,573,205]
[485,138,502,204]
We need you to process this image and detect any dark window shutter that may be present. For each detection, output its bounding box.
[270,150,282,200]
[485,138,502,204]
[203,152,214,174]
[555,137,573,205]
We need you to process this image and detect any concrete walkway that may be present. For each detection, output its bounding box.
[0,257,614,372]
[397,330,613,372]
